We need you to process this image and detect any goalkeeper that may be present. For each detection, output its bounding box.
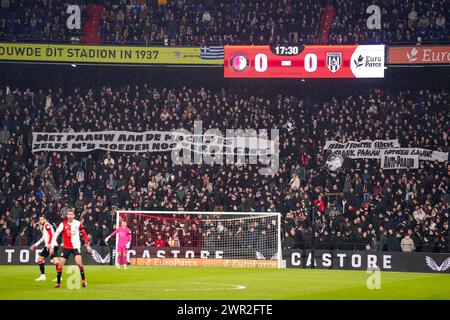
[105,221,131,269]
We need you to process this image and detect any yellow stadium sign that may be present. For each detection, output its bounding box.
[0,43,223,65]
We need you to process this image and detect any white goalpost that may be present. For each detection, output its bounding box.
[114,210,282,268]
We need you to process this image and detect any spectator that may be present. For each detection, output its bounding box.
[401,234,415,252]
[436,14,446,29]
[387,229,401,252]
[154,234,166,247]
[0,125,10,144]
[1,228,13,246]
[413,206,426,223]
[282,232,294,250]
[290,173,300,191]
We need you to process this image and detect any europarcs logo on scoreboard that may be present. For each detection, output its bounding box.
[350,45,385,78]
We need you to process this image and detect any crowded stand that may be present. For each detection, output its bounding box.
[0,0,448,45]
[0,82,448,252]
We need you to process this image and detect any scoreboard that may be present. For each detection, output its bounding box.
[224,45,385,78]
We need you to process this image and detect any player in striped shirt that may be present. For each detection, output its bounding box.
[30,215,60,281]
[50,210,91,288]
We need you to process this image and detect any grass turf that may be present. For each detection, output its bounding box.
[0,265,449,300]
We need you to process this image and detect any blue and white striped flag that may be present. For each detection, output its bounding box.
[200,46,224,60]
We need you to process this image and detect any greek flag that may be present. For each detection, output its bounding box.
[200,46,224,60]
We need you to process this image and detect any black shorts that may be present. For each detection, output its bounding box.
[40,246,59,260]
[60,248,82,260]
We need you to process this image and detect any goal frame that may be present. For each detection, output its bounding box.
[115,210,282,268]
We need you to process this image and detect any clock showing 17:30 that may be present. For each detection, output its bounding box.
[270,46,304,56]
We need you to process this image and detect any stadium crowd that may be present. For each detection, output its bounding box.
[0,82,448,253]
[99,0,320,45]
[0,0,448,45]
[328,0,449,44]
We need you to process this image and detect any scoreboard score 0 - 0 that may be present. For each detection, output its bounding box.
[224,45,385,79]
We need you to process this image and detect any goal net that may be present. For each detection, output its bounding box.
[115,211,282,268]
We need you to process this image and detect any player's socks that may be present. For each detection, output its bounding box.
[80,266,87,287]
[38,261,45,275]
[53,262,59,282]
[56,267,63,284]
[79,265,85,281]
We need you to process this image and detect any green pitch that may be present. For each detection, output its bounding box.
[0,265,449,300]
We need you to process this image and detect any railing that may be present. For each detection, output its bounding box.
[283,241,449,253]
[1,34,449,46]
[4,238,448,253]
[1,236,108,247]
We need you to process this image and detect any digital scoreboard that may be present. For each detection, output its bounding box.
[224,45,385,78]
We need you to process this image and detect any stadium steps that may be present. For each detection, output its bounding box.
[81,4,103,44]
[315,6,334,44]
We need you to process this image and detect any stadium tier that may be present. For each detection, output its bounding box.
[0,0,448,45]
[0,78,448,253]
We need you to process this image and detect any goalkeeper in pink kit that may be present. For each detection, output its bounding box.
[105,221,131,269]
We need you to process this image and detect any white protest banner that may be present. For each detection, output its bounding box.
[333,148,383,159]
[381,148,448,162]
[323,139,400,150]
[381,155,419,169]
[31,130,276,155]
[32,123,281,175]
[331,148,383,159]
[324,140,448,163]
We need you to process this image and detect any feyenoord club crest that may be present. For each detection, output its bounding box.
[230,52,250,72]
[326,52,342,73]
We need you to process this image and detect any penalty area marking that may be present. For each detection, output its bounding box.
[163,282,246,291]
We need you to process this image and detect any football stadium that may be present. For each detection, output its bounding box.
[0,0,449,306]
